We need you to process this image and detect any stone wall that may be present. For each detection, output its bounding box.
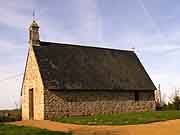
[21,46,44,120]
[44,90,155,119]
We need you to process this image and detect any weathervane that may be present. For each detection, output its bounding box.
[33,9,36,20]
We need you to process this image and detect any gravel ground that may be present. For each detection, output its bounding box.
[9,119,180,135]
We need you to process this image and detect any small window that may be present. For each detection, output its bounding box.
[135,92,139,101]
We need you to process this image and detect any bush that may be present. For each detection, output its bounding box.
[0,109,21,122]
[159,95,180,111]
[0,116,18,122]
[172,96,180,110]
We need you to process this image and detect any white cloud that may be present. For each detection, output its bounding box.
[0,40,25,51]
[1,0,180,108]
[75,0,103,41]
[34,0,103,46]
[0,0,101,109]
[0,0,35,29]
[117,31,180,55]
[151,72,180,102]
[0,77,22,110]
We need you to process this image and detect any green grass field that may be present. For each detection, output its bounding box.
[0,124,72,135]
[55,111,180,125]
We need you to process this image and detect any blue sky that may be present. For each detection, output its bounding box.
[0,0,180,109]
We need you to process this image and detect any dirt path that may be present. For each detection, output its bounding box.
[10,119,180,135]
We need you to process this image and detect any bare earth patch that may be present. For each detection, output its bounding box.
[9,119,180,135]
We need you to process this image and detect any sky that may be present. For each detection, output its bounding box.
[0,0,180,109]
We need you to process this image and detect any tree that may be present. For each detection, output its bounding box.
[172,95,180,110]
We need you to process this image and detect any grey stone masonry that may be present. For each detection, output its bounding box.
[44,90,155,119]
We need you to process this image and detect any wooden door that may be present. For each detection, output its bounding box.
[29,88,34,120]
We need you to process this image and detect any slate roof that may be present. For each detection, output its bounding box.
[32,41,156,90]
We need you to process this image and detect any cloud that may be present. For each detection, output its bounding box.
[0,0,104,109]
[0,0,35,30]
[0,76,22,110]
[39,0,103,45]
[1,0,180,108]
[74,0,103,41]
[0,40,25,51]
[151,72,180,101]
[117,31,180,55]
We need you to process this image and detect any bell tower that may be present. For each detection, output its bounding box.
[29,19,40,46]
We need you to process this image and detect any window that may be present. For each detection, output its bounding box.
[135,91,139,101]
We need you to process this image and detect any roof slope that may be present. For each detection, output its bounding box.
[32,41,156,90]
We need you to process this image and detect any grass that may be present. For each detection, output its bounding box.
[0,124,72,135]
[55,110,180,125]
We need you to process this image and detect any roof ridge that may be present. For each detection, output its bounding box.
[39,41,135,53]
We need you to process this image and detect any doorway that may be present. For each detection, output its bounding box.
[29,88,34,120]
